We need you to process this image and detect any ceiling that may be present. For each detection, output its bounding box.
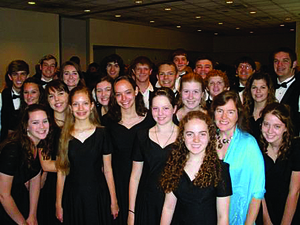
[1,0,299,35]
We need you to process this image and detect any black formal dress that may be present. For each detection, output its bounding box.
[37,126,61,225]
[62,128,113,225]
[0,143,41,224]
[106,114,155,225]
[132,129,174,225]
[263,138,300,224]
[173,162,232,225]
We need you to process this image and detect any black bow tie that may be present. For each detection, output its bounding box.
[12,94,20,99]
[275,77,295,89]
[40,80,48,86]
[238,86,245,92]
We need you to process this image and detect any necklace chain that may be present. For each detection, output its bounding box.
[155,124,174,148]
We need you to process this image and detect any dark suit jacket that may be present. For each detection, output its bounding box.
[279,73,300,136]
[1,88,20,141]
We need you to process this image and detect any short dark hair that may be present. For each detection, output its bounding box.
[157,61,178,75]
[39,54,57,67]
[272,47,297,63]
[6,60,29,87]
[195,56,215,68]
[131,56,153,70]
[171,48,188,61]
[235,56,256,71]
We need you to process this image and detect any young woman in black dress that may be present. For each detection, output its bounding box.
[55,86,118,225]
[105,76,154,225]
[175,73,206,124]
[95,76,114,125]
[260,103,300,224]
[243,72,276,140]
[0,104,50,225]
[37,80,69,225]
[160,111,232,225]
[128,88,179,225]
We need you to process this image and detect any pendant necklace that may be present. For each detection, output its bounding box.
[216,132,232,149]
[155,124,174,148]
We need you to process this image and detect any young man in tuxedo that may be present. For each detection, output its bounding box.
[1,60,29,141]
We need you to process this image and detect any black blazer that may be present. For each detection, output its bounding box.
[1,88,20,141]
[279,73,300,136]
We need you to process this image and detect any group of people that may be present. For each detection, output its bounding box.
[0,46,299,225]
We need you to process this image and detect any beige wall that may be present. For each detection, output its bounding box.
[0,7,59,88]
[61,17,87,71]
[89,19,213,63]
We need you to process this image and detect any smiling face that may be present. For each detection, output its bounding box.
[27,110,49,145]
[48,89,69,113]
[251,79,268,104]
[71,92,94,121]
[194,59,213,79]
[40,59,56,81]
[8,71,28,92]
[181,81,203,110]
[106,62,120,79]
[262,112,286,147]
[273,51,297,82]
[114,79,138,110]
[207,76,226,98]
[133,63,152,84]
[173,55,189,73]
[214,99,238,135]
[151,95,175,126]
[23,82,40,105]
[237,63,255,84]
[96,80,112,106]
[184,118,209,156]
[157,64,178,89]
[63,65,80,90]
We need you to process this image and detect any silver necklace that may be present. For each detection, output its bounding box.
[155,124,175,148]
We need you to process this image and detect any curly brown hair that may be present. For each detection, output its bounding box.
[160,111,222,193]
[260,103,293,160]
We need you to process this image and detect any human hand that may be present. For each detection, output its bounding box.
[56,205,63,223]
[127,211,134,225]
[111,203,119,219]
[26,215,38,225]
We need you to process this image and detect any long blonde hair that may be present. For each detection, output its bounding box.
[56,86,101,174]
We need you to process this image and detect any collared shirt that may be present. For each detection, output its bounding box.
[41,77,53,88]
[11,88,20,110]
[275,76,295,103]
[238,83,245,103]
[140,83,154,109]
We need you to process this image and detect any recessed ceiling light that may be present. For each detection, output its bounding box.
[165,8,171,11]
[226,1,234,4]
[236,27,240,30]
[250,11,256,14]
[218,22,223,25]
[115,14,121,18]
[197,29,202,32]
[150,20,155,23]
[280,24,285,27]
[214,32,218,35]
[177,25,181,28]
[285,17,291,21]
[28,1,36,4]
[290,28,295,31]
[135,0,143,3]
[195,16,201,19]
[84,9,90,13]
[250,31,254,33]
